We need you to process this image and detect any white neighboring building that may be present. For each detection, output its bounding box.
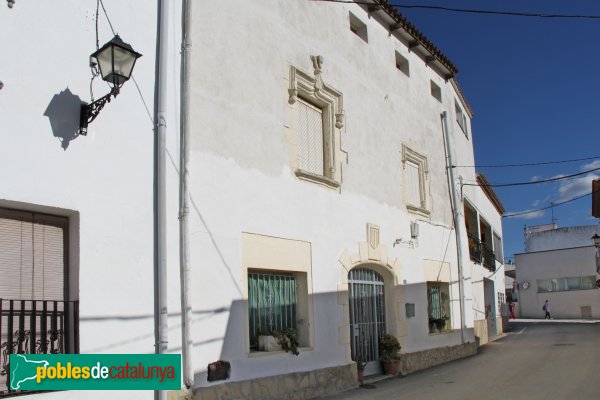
[0,1,183,399]
[515,225,600,319]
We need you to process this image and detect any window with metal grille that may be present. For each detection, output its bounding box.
[296,99,325,176]
[427,282,450,333]
[248,272,297,351]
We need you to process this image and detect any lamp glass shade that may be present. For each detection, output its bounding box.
[92,35,142,87]
[592,234,600,247]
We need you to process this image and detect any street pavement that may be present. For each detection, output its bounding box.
[319,319,600,400]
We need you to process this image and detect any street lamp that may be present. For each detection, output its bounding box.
[79,35,142,135]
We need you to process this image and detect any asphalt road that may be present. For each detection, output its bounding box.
[320,320,600,400]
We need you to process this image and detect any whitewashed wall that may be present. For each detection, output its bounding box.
[187,0,490,387]
[516,246,600,319]
[1,1,182,399]
[525,225,600,252]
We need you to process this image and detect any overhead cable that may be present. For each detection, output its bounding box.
[453,155,600,169]
[462,166,600,188]
[503,189,599,218]
[312,0,600,20]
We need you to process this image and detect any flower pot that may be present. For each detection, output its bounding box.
[382,360,400,376]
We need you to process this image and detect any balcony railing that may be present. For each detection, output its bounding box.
[467,233,482,263]
[482,244,496,272]
[468,233,496,271]
[0,299,79,396]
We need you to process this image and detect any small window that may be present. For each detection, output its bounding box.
[430,80,441,102]
[395,51,409,76]
[349,12,368,43]
[427,282,451,334]
[455,100,468,137]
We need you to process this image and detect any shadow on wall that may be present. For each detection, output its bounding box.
[43,88,84,150]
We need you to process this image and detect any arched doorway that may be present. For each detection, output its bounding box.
[348,268,387,376]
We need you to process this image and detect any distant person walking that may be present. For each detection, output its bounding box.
[543,300,551,319]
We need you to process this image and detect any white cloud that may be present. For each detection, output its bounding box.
[504,209,546,220]
[555,173,599,202]
[581,159,600,171]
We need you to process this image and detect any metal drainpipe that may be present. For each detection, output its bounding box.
[441,111,466,344]
[179,0,194,390]
[154,0,169,399]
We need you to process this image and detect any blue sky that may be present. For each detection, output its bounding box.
[396,0,600,260]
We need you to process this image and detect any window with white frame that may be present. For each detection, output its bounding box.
[537,276,596,293]
[289,64,344,188]
[455,100,468,137]
[402,145,429,215]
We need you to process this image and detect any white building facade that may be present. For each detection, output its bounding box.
[515,225,600,319]
[1,1,506,399]
[186,1,505,398]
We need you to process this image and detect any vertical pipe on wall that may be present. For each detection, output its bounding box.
[441,111,466,344]
[154,0,169,399]
[179,0,193,390]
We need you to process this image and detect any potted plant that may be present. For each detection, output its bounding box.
[355,356,366,384]
[272,329,300,356]
[379,333,401,375]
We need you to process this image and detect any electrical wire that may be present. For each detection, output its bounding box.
[453,155,600,169]
[99,0,116,35]
[462,166,600,188]
[312,0,600,20]
[503,189,599,218]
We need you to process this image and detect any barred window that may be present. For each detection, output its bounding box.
[427,282,450,334]
[248,272,297,351]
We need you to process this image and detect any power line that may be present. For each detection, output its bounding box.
[312,0,600,20]
[503,189,599,218]
[453,156,600,169]
[462,166,600,188]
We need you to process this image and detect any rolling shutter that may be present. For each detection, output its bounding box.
[297,99,324,176]
[0,208,67,301]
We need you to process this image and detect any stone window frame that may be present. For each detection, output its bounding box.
[401,144,430,217]
[288,62,344,190]
[242,233,314,356]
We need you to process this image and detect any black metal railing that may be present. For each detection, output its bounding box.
[467,233,482,263]
[0,299,79,396]
[482,244,496,272]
